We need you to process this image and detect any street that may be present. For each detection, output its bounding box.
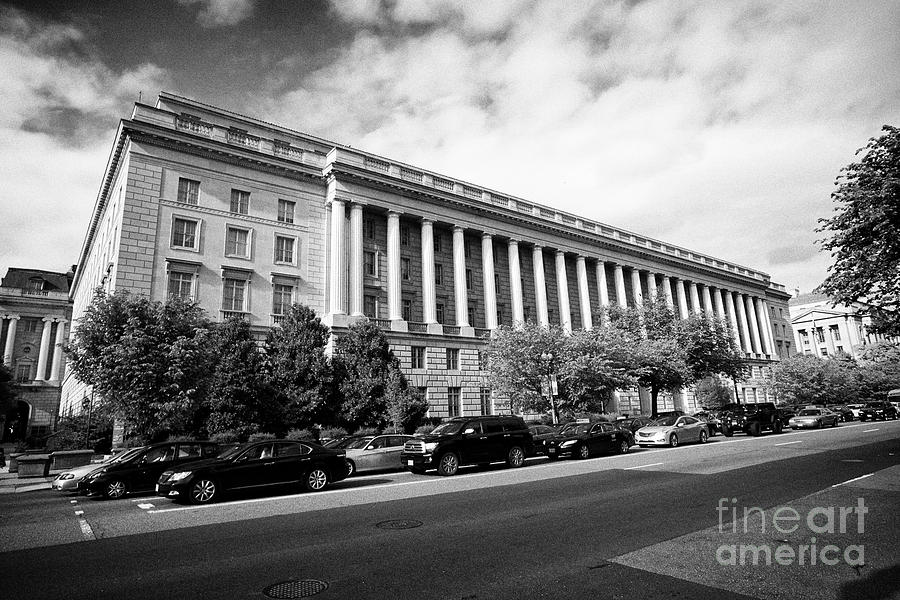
[2,420,899,600]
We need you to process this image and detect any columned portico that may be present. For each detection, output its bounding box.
[482,233,498,330]
[614,264,627,308]
[647,272,658,301]
[532,245,549,326]
[452,226,469,327]
[631,268,643,307]
[689,282,701,315]
[733,293,752,353]
[754,297,772,355]
[49,319,67,382]
[576,256,592,330]
[348,203,364,317]
[555,251,572,333]
[327,198,346,316]
[35,317,53,381]
[421,219,437,324]
[744,294,762,354]
[2,315,18,366]
[387,212,402,321]
[675,279,689,318]
[724,291,742,350]
[702,285,714,314]
[713,288,726,321]
[595,261,610,323]
[508,240,524,324]
[662,276,674,307]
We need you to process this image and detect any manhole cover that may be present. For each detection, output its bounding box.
[263,579,329,598]
[376,519,423,530]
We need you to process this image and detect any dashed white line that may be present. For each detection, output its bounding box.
[137,503,155,509]
[74,510,84,516]
[78,518,96,541]
[831,473,874,488]
[775,441,802,446]
[863,428,879,433]
[624,462,664,470]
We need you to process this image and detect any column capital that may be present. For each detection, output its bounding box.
[387,210,402,218]
[452,225,465,233]
[327,196,349,207]
[481,231,493,241]
[1,314,20,321]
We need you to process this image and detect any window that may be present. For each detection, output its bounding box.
[167,272,193,300]
[223,278,247,312]
[830,325,841,341]
[411,346,426,369]
[446,348,459,370]
[436,303,445,324]
[14,364,32,382]
[172,218,198,249]
[815,328,825,343]
[480,388,492,415]
[364,251,377,276]
[275,236,295,264]
[27,278,44,292]
[464,240,471,259]
[468,305,476,326]
[230,189,249,214]
[435,263,443,285]
[225,227,250,257]
[364,295,377,318]
[277,199,295,223]
[495,274,501,293]
[400,224,409,246]
[402,298,412,321]
[434,233,442,253]
[801,331,809,345]
[466,269,473,290]
[401,258,411,281]
[364,218,375,239]
[448,387,461,417]
[273,284,294,315]
[22,317,40,333]
[177,178,199,205]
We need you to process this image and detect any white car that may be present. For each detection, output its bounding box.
[635,415,710,448]
[344,434,415,476]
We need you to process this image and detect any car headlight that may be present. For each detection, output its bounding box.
[168,471,193,482]
[423,442,439,452]
[560,440,577,448]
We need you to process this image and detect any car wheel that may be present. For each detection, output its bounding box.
[748,422,761,436]
[578,444,591,459]
[437,452,459,476]
[617,439,630,454]
[722,428,733,437]
[189,478,217,504]
[699,430,708,444]
[773,420,783,434]
[669,434,679,448]
[345,460,356,477]
[831,419,838,428]
[507,446,525,468]
[104,480,127,500]
[303,467,329,492]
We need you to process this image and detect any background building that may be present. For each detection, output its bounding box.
[1,267,73,442]
[789,292,898,358]
[62,93,792,417]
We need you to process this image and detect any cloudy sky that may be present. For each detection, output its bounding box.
[1,0,898,295]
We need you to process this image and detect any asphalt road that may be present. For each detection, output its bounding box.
[2,420,898,600]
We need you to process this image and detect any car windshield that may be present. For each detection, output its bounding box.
[109,448,144,464]
[346,437,376,449]
[430,421,466,435]
[328,437,365,449]
[798,409,820,416]
[216,444,247,460]
[653,416,679,426]
[565,424,593,436]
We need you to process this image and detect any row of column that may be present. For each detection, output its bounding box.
[1,315,67,381]
[327,200,776,356]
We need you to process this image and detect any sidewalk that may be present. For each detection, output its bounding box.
[0,465,57,494]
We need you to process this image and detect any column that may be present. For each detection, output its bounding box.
[348,203,364,317]
[482,233,498,329]
[702,285,714,314]
[453,226,469,327]
[595,261,610,324]
[631,268,644,307]
[328,199,346,315]
[662,276,674,307]
[35,317,53,381]
[754,298,772,355]
[49,319,67,382]
[845,315,860,348]
[532,245,549,326]
[689,282,701,315]
[647,272,658,301]
[508,240,524,324]
[714,288,726,321]
[2,316,18,366]
[614,264,627,308]
[387,212,402,320]
[725,291,743,350]
[576,256,592,330]
[761,300,777,356]
[556,251,572,333]
[421,219,437,324]
[742,294,762,354]
[675,279,689,318]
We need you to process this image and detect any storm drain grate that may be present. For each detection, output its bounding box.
[375,519,423,530]
[263,579,329,598]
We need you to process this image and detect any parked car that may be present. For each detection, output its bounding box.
[52,448,144,493]
[323,435,365,449]
[615,415,655,436]
[400,415,533,476]
[635,415,710,447]
[858,401,899,421]
[654,410,685,419]
[545,421,633,459]
[81,441,220,499]
[691,411,721,435]
[826,404,854,422]
[529,424,564,456]
[156,440,348,504]
[846,403,866,419]
[718,402,787,437]
[788,408,840,429]
[344,434,415,475]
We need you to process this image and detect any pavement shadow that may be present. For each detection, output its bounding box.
[839,563,900,600]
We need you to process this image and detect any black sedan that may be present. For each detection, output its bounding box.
[545,421,633,459]
[859,401,899,421]
[529,424,565,455]
[156,440,347,504]
[615,415,655,436]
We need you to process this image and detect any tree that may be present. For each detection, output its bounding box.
[385,370,429,433]
[484,323,567,420]
[332,320,410,431]
[204,317,274,438]
[694,376,735,409]
[558,326,636,414]
[856,341,900,401]
[771,353,861,406]
[266,304,334,429]
[0,363,15,417]
[64,291,214,441]
[818,125,900,337]
[680,313,746,385]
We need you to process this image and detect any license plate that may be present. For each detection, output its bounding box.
[548,448,556,454]
[407,460,414,466]
[155,484,160,492]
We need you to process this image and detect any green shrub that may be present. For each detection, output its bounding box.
[285,428,318,442]
[248,432,277,442]
[209,430,242,444]
[319,426,348,442]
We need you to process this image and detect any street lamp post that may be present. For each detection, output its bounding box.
[540,352,558,424]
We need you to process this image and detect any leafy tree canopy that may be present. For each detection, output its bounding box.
[771,353,862,406]
[818,125,900,337]
[0,363,16,416]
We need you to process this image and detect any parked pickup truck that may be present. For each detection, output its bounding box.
[718,402,788,437]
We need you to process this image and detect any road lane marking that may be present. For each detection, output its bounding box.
[863,428,879,432]
[78,518,96,541]
[775,441,802,446]
[137,503,155,509]
[624,462,664,470]
[831,473,874,488]
[74,510,84,516]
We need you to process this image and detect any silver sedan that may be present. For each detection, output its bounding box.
[635,415,710,447]
[344,434,415,476]
[788,408,840,429]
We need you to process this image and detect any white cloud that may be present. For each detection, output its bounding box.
[175,0,255,28]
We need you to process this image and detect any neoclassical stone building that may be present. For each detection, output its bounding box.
[1,268,73,441]
[789,292,898,359]
[61,93,792,417]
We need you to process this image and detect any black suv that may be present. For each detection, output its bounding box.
[719,402,787,437]
[400,416,533,476]
[859,401,898,421]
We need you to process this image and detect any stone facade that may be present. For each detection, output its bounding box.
[789,292,898,359]
[62,92,793,418]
